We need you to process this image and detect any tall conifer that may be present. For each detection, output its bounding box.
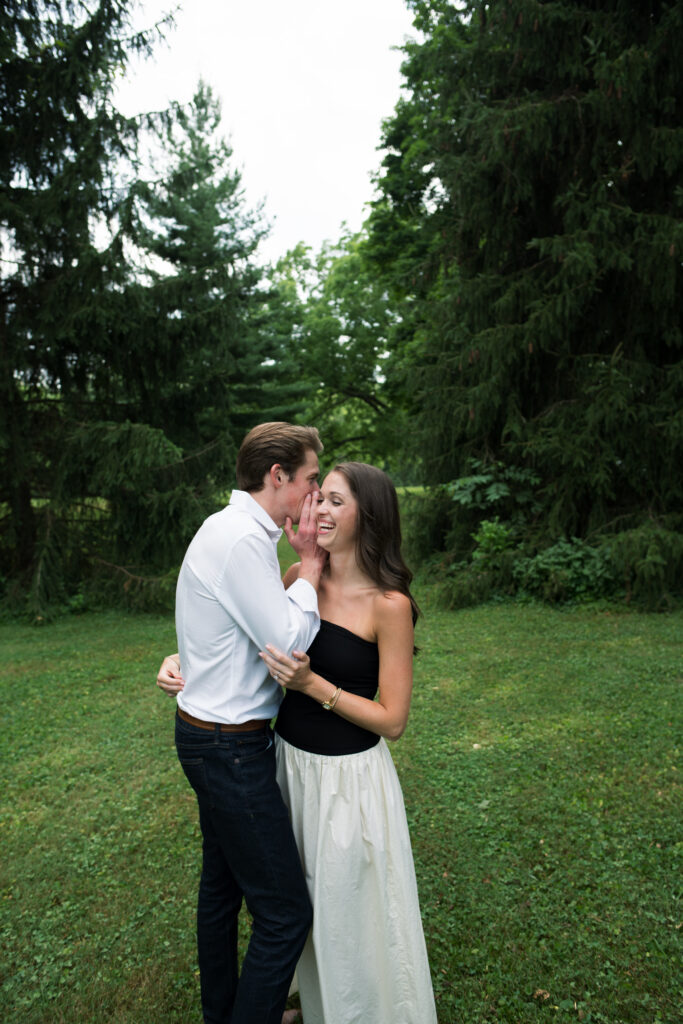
[371,0,683,537]
[0,7,273,613]
[112,81,281,569]
[1,1,163,610]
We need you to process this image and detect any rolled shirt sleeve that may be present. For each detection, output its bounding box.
[219,531,320,656]
[175,498,320,725]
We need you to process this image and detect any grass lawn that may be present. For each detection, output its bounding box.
[1,592,680,1023]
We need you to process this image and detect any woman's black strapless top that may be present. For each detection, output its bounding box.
[275,619,380,755]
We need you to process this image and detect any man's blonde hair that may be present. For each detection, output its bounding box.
[236,422,322,492]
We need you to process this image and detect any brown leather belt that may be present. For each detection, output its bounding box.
[178,707,269,733]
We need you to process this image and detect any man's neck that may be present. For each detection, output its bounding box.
[247,487,282,527]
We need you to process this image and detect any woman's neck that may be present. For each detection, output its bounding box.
[326,548,372,590]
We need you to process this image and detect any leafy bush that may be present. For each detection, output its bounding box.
[398,475,683,614]
[82,562,179,615]
[438,562,498,608]
[605,523,683,610]
[428,520,516,608]
[446,459,541,523]
[401,460,542,577]
[447,459,543,564]
[513,538,617,604]
[471,517,514,569]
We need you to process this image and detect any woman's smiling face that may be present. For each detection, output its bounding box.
[316,471,358,551]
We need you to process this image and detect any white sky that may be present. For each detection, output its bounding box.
[115,0,416,263]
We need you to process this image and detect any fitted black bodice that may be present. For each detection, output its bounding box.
[275,619,380,755]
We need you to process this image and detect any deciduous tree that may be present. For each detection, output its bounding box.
[267,231,407,469]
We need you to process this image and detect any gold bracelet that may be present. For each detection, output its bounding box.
[329,686,342,710]
[321,686,342,711]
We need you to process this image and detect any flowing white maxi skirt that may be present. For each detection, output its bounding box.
[275,734,438,1024]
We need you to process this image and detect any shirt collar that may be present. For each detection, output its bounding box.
[229,489,282,541]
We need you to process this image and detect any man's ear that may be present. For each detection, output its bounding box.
[269,463,283,488]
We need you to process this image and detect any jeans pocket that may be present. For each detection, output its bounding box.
[177,754,214,807]
[234,730,273,765]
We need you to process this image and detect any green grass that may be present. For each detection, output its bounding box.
[1,595,680,1023]
[277,532,301,575]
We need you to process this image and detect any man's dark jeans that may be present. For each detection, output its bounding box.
[175,712,312,1024]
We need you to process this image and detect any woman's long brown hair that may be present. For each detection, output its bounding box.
[334,462,420,627]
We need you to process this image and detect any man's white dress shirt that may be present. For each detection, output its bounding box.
[176,490,320,724]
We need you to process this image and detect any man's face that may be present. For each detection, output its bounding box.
[279,448,320,524]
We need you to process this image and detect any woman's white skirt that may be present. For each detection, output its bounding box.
[276,735,438,1024]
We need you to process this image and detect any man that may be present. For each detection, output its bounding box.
[157,423,325,1024]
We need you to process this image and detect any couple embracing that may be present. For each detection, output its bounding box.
[156,422,437,1024]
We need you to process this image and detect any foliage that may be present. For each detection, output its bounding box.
[403,469,681,610]
[508,523,683,611]
[471,517,515,569]
[399,486,456,567]
[369,0,683,539]
[444,457,543,557]
[0,9,272,617]
[512,537,617,605]
[2,602,681,1022]
[447,460,541,521]
[133,82,286,447]
[434,560,502,610]
[265,230,409,471]
[416,519,683,611]
[1,0,160,612]
[603,521,683,610]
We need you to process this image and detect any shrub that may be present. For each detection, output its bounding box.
[471,517,514,569]
[512,539,617,604]
[446,459,541,524]
[605,523,683,610]
[438,563,498,608]
[400,477,683,614]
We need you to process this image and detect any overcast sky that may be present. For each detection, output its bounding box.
[115,0,416,263]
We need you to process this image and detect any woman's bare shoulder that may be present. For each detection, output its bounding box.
[373,590,413,627]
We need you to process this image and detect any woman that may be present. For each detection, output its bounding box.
[159,463,437,1024]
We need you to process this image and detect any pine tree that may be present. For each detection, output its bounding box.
[0,8,273,614]
[370,0,683,538]
[1,0,165,611]
[110,80,286,561]
[133,83,277,440]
